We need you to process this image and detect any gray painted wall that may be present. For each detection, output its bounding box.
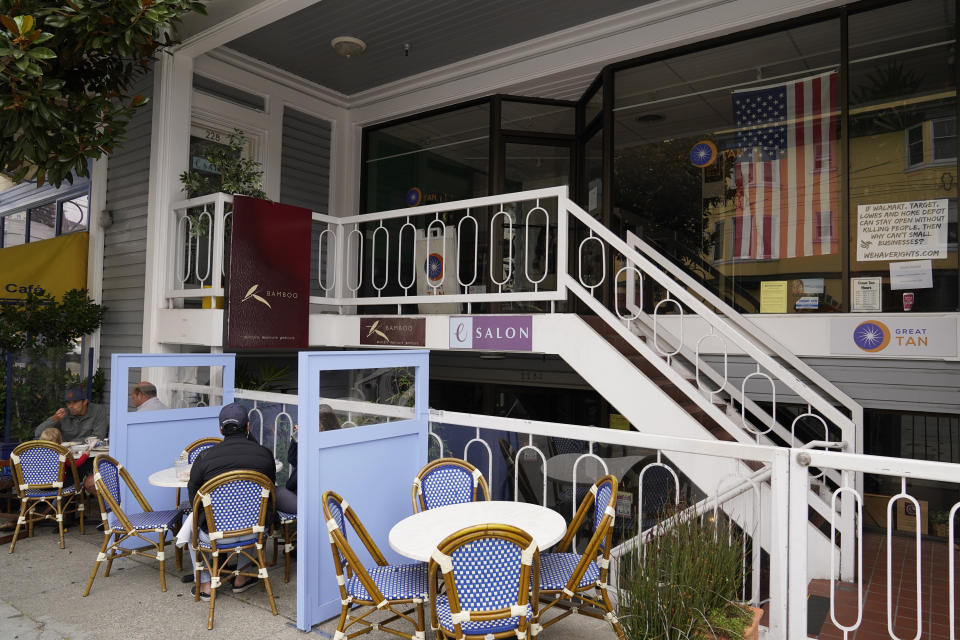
[279,107,331,297]
[99,73,154,398]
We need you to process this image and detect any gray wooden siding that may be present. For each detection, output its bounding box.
[280,107,331,298]
[704,355,960,415]
[99,73,154,399]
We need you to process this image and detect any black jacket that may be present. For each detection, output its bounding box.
[188,432,276,532]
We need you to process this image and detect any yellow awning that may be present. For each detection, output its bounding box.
[0,232,88,302]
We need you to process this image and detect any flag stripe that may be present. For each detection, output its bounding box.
[732,71,838,260]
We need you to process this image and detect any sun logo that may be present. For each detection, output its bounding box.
[852,320,890,352]
[241,284,271,308]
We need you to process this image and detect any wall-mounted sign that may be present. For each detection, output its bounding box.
[690,140,718,168]
[449,316,532,351]
[359,317,426,346]
[226,197,310,349]
[857,199,948,261]
[830,317,957,357]
[851,277,882,313]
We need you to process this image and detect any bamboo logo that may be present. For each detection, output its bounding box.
[365,320,389,342]
[242,284,271,308]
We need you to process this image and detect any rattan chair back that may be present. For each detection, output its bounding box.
[83,455,182,597]
[536,473,623,638]
[191,470,277,629]
[321,490,428,640]
[8,440,84,552]
[412,457,490,513]
[429,523,539,640]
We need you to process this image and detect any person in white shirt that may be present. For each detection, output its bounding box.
[130,382,169,411]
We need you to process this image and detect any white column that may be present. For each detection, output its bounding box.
[142,52,194,358]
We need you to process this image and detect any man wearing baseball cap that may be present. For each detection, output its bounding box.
[185,402,276,600]
[34,386,109,443]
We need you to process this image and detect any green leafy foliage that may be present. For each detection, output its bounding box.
[0,0,207,187]
[618,509,749,640]
[179,128,267,200]
[179,128,267,236]
[0,288,106,441]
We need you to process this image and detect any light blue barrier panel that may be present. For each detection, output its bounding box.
[297,350,429,631]
[109,354,235,515]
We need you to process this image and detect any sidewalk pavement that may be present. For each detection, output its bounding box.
[1,524,614,639]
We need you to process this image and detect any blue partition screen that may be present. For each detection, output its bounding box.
[296,350,429,631]
[109,353,235,512]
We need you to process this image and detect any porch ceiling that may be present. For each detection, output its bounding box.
[225,0,651,96]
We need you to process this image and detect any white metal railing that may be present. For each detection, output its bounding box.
[168,193,233,301]
[786,448,960,640]
[430,409,960,640]
[165,186,863,574]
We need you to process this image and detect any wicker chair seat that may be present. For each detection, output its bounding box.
[194,533,257,551]
[107,509,183,533]
[276,510,296,524]
[435,595,531,635]
[25,485,80,498]
[346,563,430,602]
[539,552,600,590]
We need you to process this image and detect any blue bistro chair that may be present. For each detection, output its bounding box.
[192,470,277,630]
[175,437,222,509]
[83,455,182,596]
[412,457,491,513]
[429,523,539,640]
[322,490,429,640]
[536,474,624,639]
[8,441,85,553]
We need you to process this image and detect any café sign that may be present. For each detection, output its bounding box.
[449,316,532,351]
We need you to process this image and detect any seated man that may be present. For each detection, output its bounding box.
[185,402,276,600]
[34,387,109,492]
[130,381,169,411]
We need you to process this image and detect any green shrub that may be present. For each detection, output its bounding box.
[618,509,749,640]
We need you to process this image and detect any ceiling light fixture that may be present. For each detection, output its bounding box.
[331,36,366,59]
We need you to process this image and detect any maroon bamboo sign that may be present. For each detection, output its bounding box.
[226,196,310,349]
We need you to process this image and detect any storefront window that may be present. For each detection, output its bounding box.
[501,100,575,135]
[364,103,490,213]
[613,20,843,313]
[848,0,957,312]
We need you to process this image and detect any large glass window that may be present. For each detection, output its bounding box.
[613,20,842,313]
[364,103,490,212]
[848,0,957,312]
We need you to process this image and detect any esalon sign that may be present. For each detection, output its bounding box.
[226,196,310,349]
[449,316,532,351]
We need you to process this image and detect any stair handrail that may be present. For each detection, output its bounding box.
[626,231,861,419]
[560,197,859,450]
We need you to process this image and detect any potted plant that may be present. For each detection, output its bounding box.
[617,508,762,640]
[931,509,951,539]
[179,128,267,237]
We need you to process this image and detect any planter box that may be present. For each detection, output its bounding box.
[896,498,928,535]
[933,522,949,538]
[698,605,763,640]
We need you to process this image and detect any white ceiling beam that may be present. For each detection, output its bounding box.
[175,0,323,59]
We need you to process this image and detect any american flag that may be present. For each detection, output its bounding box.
[731,72,839,259]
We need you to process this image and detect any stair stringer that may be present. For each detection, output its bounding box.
[533,313,835,580]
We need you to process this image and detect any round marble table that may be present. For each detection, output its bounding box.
[389,500,567,562]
